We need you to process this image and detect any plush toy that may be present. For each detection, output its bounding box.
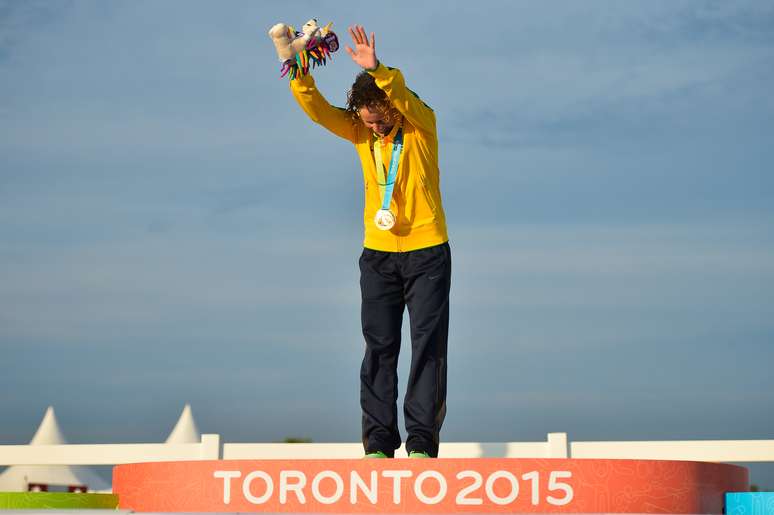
[268,19,339,80]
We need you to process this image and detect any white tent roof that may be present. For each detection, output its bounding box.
[0,407,110,492]
[165,404,201,443]
[28,406,67,446]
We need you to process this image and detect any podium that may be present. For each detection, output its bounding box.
[113,458,748,513]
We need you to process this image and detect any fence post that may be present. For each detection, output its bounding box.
[200,434,221,460]
[547,432,568,458]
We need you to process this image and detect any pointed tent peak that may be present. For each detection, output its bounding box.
[165,404,201,444]
[30,406,67,445]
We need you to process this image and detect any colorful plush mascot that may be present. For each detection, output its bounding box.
[268,19,339,80]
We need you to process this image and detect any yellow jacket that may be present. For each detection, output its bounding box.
[290,63,448,252]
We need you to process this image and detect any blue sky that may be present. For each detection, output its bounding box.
[1,0,773,487]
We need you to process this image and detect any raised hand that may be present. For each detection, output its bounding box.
[345,25,378,70]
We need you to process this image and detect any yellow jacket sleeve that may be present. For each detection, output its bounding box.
[368,63,436,135]
[289,74,357,143]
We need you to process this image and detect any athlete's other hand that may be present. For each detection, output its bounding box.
[345,25,378,70]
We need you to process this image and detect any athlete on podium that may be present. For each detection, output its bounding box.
[289,25,451,458]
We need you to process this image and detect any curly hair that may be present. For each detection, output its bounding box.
[346,71,391,122]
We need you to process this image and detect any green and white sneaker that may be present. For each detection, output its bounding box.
[364,450,389,459]
[408,450,431,458]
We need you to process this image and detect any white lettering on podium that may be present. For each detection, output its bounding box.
[243,470,273,505]
[311,471,344,504]
[350,470,378,504]
[279,470,307,504]
[547,471,573,506]
[213,470,241,505]
[414,470,447,504]
[456,470,483,505]
[381,470,413,504]
[212,467,575,508]
[521,470,540,505]
[485,471,519,505]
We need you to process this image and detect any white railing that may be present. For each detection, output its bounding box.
[222,432,569,459]
[571,439,774,462]
[0,434,220,465]
[2,432,774,466]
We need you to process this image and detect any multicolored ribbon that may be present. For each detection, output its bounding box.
[281,31,339,80]
[373,128,404,211]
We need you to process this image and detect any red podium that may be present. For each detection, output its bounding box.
[113,458,747,514]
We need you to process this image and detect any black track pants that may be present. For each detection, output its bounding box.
[359,241,451,458]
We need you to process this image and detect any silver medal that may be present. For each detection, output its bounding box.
[374,209,396,231]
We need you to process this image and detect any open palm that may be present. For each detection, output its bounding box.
[345,25,378,70]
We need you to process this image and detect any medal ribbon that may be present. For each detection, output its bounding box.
[374,128,404,211]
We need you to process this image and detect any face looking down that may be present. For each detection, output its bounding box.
[358,104,399,137]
